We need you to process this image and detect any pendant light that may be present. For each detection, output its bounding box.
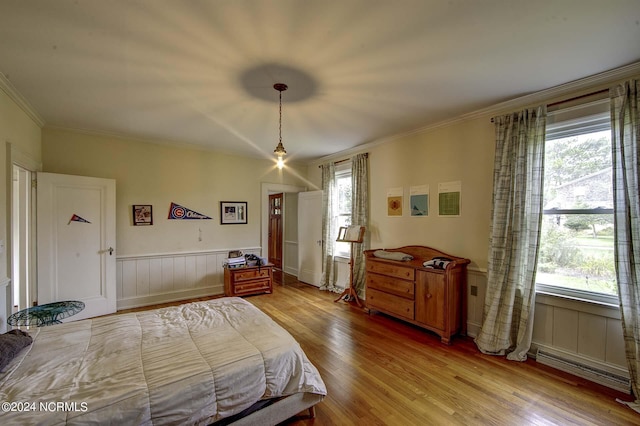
[273,83,288,169]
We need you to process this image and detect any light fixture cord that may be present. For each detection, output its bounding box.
[279,90,283,143]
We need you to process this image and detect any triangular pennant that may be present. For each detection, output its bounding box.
[68,214,91,224]
[167,202,211,220]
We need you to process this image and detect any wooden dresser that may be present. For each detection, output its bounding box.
[365,246,470,344]
[224,264,273,297]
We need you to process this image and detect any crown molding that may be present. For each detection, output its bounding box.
[0,72,45,127]
[311,61,640,165]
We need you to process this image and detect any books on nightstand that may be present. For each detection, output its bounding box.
[224,254,246,268]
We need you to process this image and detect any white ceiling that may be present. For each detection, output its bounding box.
[1,0,639,163]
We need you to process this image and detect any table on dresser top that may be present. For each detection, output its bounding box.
[224,264,273,297]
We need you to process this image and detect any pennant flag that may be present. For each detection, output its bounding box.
[168,202,211,220]
[68,214,91,224]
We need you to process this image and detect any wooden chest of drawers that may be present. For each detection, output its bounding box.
[224,264,273,297]
[365,246,469,344]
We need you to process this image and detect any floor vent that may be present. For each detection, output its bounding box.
[536,350,630,393]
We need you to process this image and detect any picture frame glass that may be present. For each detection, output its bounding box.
[133,205,153,225]
[220,202,247,224]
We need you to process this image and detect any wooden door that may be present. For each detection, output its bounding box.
[297,190,323,286]
[37,172,117,321]
[268,193,283,269]
[415,270,445,330]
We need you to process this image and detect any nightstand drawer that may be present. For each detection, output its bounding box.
[233,268,271,282]
[234,279,272,295]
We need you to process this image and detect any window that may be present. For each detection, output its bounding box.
[334,165,352,257]
[536,97,617,304]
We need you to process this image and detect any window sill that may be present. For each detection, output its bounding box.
[334,255,350,263]
[535,288,621,319]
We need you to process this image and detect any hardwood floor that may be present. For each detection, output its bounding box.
[119,272,639,425]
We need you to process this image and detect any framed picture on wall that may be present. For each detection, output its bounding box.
[133,204,153,226]
[220,201,247,225]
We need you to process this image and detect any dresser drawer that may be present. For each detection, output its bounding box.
[232,268,271,282]
[367,273,414,299]
[367,288,414,320]
[234,279,272,295]
[367,261,414,281]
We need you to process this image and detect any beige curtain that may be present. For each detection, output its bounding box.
[610,79,640,412]
[351,153,369,298]
[475,106,546,361]
[319,162,339,292]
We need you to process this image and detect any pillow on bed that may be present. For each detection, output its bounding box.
[0,329,33,372]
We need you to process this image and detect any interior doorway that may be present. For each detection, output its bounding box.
[261,183,306,277]
[268,193,283,269]
[11,164,36,312]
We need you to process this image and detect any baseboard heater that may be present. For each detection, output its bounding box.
[536,349,631,393]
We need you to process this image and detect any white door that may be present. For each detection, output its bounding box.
[298,190,323,287]
[37,173,116,320]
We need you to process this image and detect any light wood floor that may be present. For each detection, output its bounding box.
[120,272,639,425]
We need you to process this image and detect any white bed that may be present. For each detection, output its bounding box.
[0,297,326,425]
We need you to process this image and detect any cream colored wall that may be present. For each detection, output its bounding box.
[42,128,307,256]
[0,86,42,331]
[370,118,494,268]
[308,116,495,270]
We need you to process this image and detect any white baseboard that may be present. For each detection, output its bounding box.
[466,321,481,338]
[283,265,298,276]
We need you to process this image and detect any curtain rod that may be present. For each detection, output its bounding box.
[490,88,610,123]
[546,88,609,108]
[318,152,368,168]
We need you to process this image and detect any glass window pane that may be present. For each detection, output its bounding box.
[537,124,617,298]
[537,214,616,295]
[543,130,612,210]
[337,175,352,215]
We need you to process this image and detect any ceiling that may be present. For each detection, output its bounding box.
[1,1,639,163]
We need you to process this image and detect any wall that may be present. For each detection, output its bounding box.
[42,128,307,307]
[307,115,495,270]
[0,82,42,332]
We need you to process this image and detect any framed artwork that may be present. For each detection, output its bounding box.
[133,204,153,226]
[387,187,403,217]
[438,181,462,217]
[410,184,429,217]
[220,201,247,225]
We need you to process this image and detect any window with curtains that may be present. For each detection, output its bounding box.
[334,165,352,257]
[536,96,617,304]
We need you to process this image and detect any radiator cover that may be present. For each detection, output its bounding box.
[535,348,630,393]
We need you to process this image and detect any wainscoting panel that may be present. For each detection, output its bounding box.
[284,240,298,276]
[466,268,487,337]
[1,277,10,334]
[532,293,629,392]
[116,248,261,310]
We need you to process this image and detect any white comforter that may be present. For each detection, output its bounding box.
[0,297,326,425]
